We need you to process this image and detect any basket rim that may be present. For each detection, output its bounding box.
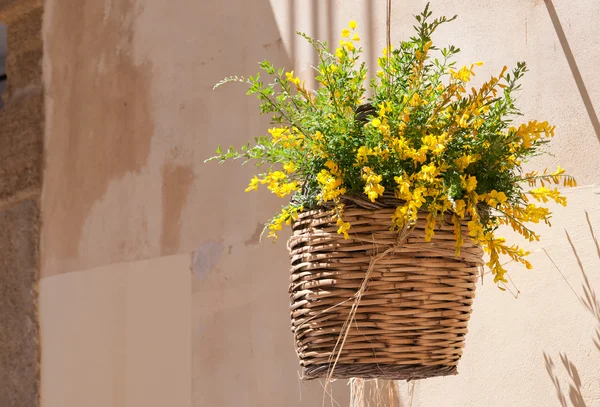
[296,192,488,221]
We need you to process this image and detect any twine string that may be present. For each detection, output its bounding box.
[386,0,392,96]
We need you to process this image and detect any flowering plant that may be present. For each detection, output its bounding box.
[207,5,575,285]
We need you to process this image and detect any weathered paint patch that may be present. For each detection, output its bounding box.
[41,0,154,277]
[192,241,224,279]
[244,222,263,246]
[160,163,194,255]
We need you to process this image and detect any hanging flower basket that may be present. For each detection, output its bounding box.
[207,4,575,382]
[288,195,483,380]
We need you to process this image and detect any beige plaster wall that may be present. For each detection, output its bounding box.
[40,254,192,407]
[39,0,600,406]
[40,0,349,405]
[275,1,600,405]
[402,186,600,406]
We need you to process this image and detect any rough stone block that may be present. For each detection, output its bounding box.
[0,89,43,200]
[0,198,39,407]
[0,0,41,21]
[0,0,19,13]
[3,2,42,98]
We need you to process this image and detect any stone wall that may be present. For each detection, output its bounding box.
[0,0,43,406]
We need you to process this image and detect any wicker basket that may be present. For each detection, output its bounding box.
[287,196,484,380]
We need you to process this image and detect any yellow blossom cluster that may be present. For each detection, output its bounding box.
[267,127,305,149]
[245,170,300,199]
[361,167,385,202]
[317,160,347,202]
[267,205,303,239]
[336,20,359,59]
[529,186,567,206]
[511,120,555,148]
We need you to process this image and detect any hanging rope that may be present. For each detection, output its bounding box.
[386,0,392,96]
[386,0,392,57]
[355,0,393,120]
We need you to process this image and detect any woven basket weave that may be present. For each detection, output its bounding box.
[288,196,484,380]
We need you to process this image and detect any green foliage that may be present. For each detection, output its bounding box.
[206,4,575,286]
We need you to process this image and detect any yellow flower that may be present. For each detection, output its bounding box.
[513,120,556,148]
[455,154,478,171]
[529,186,567,206]
[280,182,300,197]
[482,233,532,283]
[416,163,438,183]
[371,118,381,127]
[408,93,422,107]
[336,218,351,239]
[261,171,286,193]
[457,113,470,128]
[406,147,427,164]
[285,71,301,87]
[365,184,384,202]
[316,169,346,202]
[424,212,436,241]
[352,33,360,41]
[267,206,303,239]
[394,175,411,200]
[341,28,351,38]
[349,20,357,30]
[245,176,259,192]
[268,127,290,141]
[283,162,297,174]
[420,134,447,156]
[467,218,484,242]
[454,199,466,218]
[392,205,408,229]
[411,187,427,208]
[372,146,390,161]
[324,160,341,176]
[362,167,385,202]
[267,170,286,181]
[463,175,477,193]
[377,101,392,118]
[267,215,285,239]
[262,170,299,198]
[356,146,373,164]
[450,66,472,82]
[487,190,507,207]
[420,135,436,149]
[340,40,355,52]
[453,214,464,256]
[523,204,550,223]
[391,136,409,157]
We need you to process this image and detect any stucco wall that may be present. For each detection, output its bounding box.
[39,0,600,406]
[40,0,348,405]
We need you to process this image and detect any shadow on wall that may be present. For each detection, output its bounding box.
[193,2,293,406]
[286,0,379,86]
[544,0,600,143]
[543,212,600,407]
[194,2,379,406]
[544,353,586,407]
